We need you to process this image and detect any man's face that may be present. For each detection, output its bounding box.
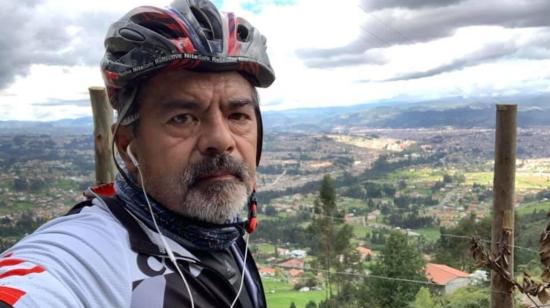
[122,70,258,224]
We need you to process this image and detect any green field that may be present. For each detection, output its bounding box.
[465,172,550,191]
[516,201,550,216]
[254,242,276,255]
[412,227,441,242]
[0,201,34,215]
[263,278,325,308]
[386,168,444,183]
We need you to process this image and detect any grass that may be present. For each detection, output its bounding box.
[55,179,78,191]
[254,242,276,255]
[339,197,367,210]
[0,180,12,189]
[412,227,441,242]
[263,278,325,308]
[351,223,369,239]
[0,201,34,215]
[516,200,550,216]
[386,168,444,183]
[465,172,550,191]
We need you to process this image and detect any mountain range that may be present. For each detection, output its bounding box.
[1,94,548,135]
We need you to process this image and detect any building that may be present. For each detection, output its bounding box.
[289,249,306,258]
[356,246,373,261]
[277,247,289,257]
[258,267,276,278]
[277,258,305,270]
[425,263,470,295]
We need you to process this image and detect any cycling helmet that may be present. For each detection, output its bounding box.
[101,0,274,165]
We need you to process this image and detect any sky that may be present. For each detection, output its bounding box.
[1,0,550,121]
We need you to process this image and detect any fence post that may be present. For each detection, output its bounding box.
[88,86,115,184]
[491,104,517,308]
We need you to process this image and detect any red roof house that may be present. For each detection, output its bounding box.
[259,267,276,278]
[356,246,373,261]
[425,263,470,295]
[278,258,305,269]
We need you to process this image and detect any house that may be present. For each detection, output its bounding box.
[289,249,306,258]
[278,258,305,269]
[288,268,304,278]
[356,246,373,261]
[425,263,470,295]
[287,268,305,284]
[258,267,276,278]
[277,247,290,257]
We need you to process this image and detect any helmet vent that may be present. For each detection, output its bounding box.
[237,24,250,42]
[139,21,180,39]
[190,6,214,40]
[119,28,145,42]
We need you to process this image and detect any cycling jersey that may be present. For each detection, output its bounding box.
[0,197,266,307]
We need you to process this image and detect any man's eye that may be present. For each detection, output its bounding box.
[169,114,196,125]
[229,113,250,122]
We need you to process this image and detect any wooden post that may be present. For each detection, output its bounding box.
[89,86,115,184]
[491,104,517,308]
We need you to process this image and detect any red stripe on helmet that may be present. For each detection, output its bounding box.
[164,9,195,53]
[103,71,120,87]
[227,13,240,56]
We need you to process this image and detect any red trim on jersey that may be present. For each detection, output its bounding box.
[0,286,26,305]
[1,253,13,258]
[0,266,45,279]
[0,258,25,267]
[90,183,115,197]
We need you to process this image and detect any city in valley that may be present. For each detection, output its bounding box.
[1,102,550,307]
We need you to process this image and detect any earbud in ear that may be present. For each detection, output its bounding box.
[127,144,139,167]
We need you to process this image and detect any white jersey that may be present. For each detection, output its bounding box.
[0,198,265,308]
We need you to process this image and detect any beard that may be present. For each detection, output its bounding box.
[143,154,253,224]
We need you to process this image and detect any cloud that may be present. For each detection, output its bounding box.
[33,99,90,107]
[298,49,387,68]
[384,40,521,81]
[362,0,466,10]
[296,0,550,71]
[385,29,550,81]
[0,0,117,90]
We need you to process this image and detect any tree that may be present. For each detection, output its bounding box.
[264,204,277,216]
[305,300,317,308]
[434,213,490,271]
[307,174,359,304]
[443,286,489,308]
[410,287,439,308]
[361,231,426,308]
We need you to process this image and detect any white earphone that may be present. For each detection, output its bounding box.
[126,143,195,307]
[127,144,139,167]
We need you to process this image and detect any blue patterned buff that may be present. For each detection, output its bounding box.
[114,173,245,250]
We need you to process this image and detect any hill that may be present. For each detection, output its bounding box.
[1,94,548,134]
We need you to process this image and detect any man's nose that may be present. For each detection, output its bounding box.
[198,113,235,157]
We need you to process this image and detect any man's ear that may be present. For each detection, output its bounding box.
[112,124,137,172]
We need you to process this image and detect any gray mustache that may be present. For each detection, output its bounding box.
[185,154,249,187]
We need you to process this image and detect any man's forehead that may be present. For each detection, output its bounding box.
[138,70,254,105]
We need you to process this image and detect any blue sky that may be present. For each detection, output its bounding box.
[1,0,550,121]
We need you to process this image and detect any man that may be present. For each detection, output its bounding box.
[0,0,274,307]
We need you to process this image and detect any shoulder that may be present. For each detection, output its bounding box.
[0,198,133,307]
[14,198,130,259]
